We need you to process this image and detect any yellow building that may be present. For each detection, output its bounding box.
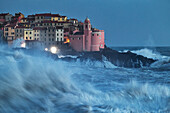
[24,29,34,40]
[4,24,16,44]
[51,15,67,22]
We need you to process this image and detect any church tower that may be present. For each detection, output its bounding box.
[84,17,92,51]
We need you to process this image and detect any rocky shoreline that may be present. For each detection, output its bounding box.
[14,46,156,68]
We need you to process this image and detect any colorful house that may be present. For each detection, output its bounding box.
[69,18,105,52]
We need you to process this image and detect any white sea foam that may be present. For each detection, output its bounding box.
[120,48,169,60]
[0,45,169,113]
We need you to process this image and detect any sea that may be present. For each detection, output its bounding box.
[0,45,170,113]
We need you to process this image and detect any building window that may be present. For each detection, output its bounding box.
[41,16,43,19]
[49,34,50,36]
[26,37,28,39]
[49,38,51,41]
[16,29,18,32]
[37,34,39,36]
[44,38,46,41]
[92,34,94,36]
[20,29,22,32]
[35,34,36,36]
[30,37,32,39]
[30,32,32,34]
[5,28,8,31]
[86,25,88,28]
[61,33,62,36]
[60,38,62,41]
[101,44,103,47]
[57,38,59,41]
[52,34,54,36]
[49,29,50,32]
[97,34,99,36]
[78,37,81,40]
[72,38,74,40]
[61,29,62,32]
[52,38,54,41]
[57,33,59,36]
[16,34,18,36]
[26,32,28,34]
[56,29,58,31]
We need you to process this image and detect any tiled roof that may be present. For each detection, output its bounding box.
[0,19,5,22]
[33,27,47,30]
[0,13,9,16]
[51,14,60,17]
[74,32,84,35]
[15,26,28,28]
[34,20,70,24]
[84,17,90,23]
[35,13,66,18]
[35,13,52,16]
[5,24,16,27]
[69,18,78,21]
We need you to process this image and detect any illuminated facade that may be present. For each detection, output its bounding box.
[69,18,105,52]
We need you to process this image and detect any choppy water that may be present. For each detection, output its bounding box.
[0,45,170,113]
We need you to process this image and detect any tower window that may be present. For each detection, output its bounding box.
[86,25,88,28]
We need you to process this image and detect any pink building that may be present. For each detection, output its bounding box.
[69,18,105,52]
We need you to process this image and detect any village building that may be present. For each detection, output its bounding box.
[40,26,64,48]
[0,13,13,22]
[24,28,34,40]
[35,13,67,23]
[69,18,105,52]
[12,12,24,23]
[4,23,16,44]
[15,26,28,39]
[0,12,105,52]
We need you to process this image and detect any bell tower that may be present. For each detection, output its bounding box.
[84,17,92,51]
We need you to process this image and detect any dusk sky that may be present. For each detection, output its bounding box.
[1,0,170,46]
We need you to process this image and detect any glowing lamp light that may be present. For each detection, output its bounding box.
[21,42,26,48]
[45,48,48,51]
[50,47,57,54]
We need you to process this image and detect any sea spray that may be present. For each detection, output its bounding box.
[0,45,170,113]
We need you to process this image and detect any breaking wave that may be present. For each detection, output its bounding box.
[119,48,170,69]
[0,45,170,113]
[120,48,168,60]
